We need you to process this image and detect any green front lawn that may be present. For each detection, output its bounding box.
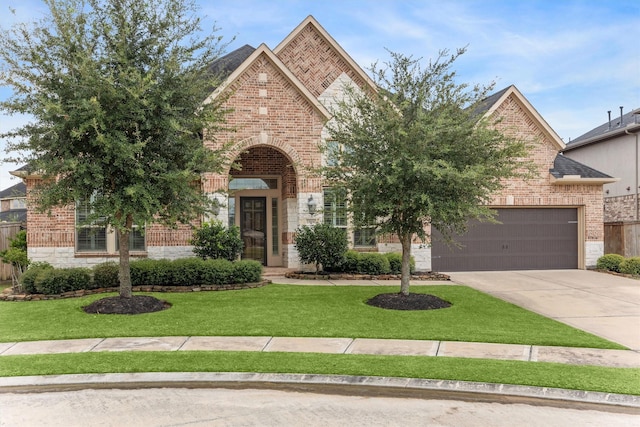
[1,351,638,396]
[0,284,624,349]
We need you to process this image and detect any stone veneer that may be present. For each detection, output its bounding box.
[605,194,639,223]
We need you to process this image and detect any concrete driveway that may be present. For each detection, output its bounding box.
[446,270,640,351]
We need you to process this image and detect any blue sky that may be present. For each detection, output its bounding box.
[1,0,639,189]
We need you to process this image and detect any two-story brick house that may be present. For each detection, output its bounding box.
[14,16,616,271]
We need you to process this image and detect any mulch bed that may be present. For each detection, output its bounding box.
[83,295,171,315]
[367,293,451,310]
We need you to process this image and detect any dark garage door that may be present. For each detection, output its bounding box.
[431,208,578,271]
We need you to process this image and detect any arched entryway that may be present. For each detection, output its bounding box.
[228,145,297,266]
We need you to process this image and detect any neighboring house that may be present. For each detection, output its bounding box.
[13,16,616,271]
[0,181,26,224]
[563,108,640,257]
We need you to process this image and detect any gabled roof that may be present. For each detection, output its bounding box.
[0,182,26,199]
[564,107,640,151]
[480,85,565,152]
[204,43,331,120]
[207,44,256,79]
[274,15,377,95]
[549,154,618,185]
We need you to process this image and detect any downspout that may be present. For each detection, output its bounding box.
[625,128,639,221]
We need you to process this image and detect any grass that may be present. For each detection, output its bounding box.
[1,351,638,395]
[0,285,623,349]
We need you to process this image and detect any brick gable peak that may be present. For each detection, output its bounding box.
[483,85,565,152]
[203,43,331,121]
[274,15,377,95]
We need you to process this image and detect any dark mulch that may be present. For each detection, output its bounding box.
[366,293,451,311]
[83,295,171,315]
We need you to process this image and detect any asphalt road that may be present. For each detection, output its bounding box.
[1,387,638,427]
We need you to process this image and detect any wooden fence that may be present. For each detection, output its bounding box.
[0,222,22,281]
[604,221,640,258]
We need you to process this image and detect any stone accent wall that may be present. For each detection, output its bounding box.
[605,194,639,222]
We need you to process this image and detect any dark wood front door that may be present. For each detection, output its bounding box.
[240,197,266,264]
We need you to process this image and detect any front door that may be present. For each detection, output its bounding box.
[240,197,267,264]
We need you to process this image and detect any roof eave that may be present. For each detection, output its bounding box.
[564,123,640,152]
[550,176,620,185]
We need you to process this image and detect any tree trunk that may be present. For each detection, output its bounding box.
[400,232,412,295]
[117,214,133,298]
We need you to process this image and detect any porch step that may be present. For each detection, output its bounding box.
[262,267,296,277]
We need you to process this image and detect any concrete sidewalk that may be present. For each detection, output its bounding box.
[1,335,639,368]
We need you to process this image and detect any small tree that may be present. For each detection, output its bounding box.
[0,230,29,292]
[191,220,243,261]
[294,223,348,274]
[0,0,231,300]
[325,48,532,295]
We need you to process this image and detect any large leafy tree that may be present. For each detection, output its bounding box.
[0,0,230,298]
[324,49,533,295]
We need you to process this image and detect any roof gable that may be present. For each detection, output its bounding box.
[204,44,331,121]
[274,15,377,97]
[482,85,565,152]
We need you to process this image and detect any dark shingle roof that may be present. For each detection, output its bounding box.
[550,154,613,179]
[472,86,510,117]
[207,44,256,79]
[0,182,26,199]
[0,209,26,223]
[566,108,640,147]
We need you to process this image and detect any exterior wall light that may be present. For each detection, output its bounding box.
[307,195,317,215]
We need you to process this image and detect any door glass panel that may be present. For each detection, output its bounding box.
[241,197,266,264]
[271,198,278,255]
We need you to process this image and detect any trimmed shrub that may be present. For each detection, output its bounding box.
[21,262,53,294]
[596,254,625,273]
[620,257,640,276]
[34,267,91,294]
[93,262,120,288]
[171,257,206,286]
[294,223,348,273]
[232,260,263,284]
[384,252,416,274]
[342,250,360,273]
[202,259,235,285]
[191,220,243,261]
[357,252,391,275]
[130,259,173,286]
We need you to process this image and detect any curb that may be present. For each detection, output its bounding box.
[1,372,638,412]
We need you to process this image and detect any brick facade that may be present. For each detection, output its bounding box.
[21,16,608,270]
[605,194,639,222]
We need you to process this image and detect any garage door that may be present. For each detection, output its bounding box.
[431,208,578,271]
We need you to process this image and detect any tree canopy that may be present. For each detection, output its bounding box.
[0,0,231,297]
[324,48,533,295]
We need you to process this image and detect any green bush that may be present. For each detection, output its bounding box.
[596,254,625,272]
[202,259,235,285]
[34,267,91,294]
[231,260,263,284]
[294,223,348,273]
[342,250,360,273]
[620,257,640,275]
[191,220,244,261]
[357,252,391,275]
[384,252,415,274]
[21,262,53,294]
[130,258,173,286]
[92,262,120,288]
[171,258,206,286]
